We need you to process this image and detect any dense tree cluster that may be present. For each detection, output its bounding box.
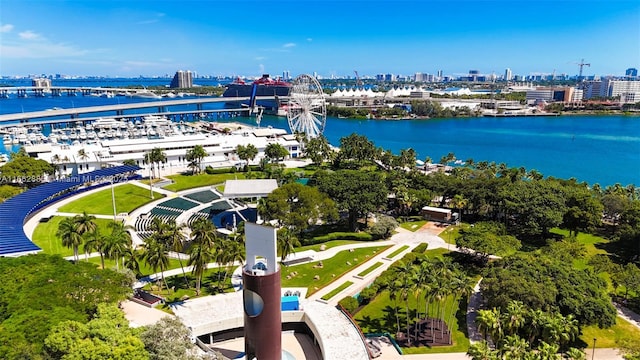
[481,254,616,328]
[469,301,585,360]
[0,254,132,358]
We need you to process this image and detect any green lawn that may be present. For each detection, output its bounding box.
[581,316,640,348]
[164,173,248,192]
[85,255,185,275]
[58,184,165,215]
[355,290,469,354]
[296,240,362,252]
[549,228,610,271]
[387,245,410,259]
[32,216,121,256]
[321,281,354,301]
[143,265,235,304]
[439,224,469,245]
[281,246,390,295]
[358,262,384,277]
[399,219,427,232]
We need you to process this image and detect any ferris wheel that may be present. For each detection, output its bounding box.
[286,74,326,138]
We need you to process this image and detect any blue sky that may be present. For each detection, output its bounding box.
[1,0,638,78]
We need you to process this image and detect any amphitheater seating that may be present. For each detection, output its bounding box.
[159,197,199,211]
[184,190,220,204]
[0,165,140,256]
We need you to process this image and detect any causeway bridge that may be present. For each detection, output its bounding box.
[0,86,172,98]
[0,96,281,127]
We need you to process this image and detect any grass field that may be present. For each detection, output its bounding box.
[439,224,469,245]
[58,184,165,215]
[143,265,235,304]
[164,173,249,192]
[32,216,122,256]
[296,240,363,252]
[321,281,354,301]
[399,219,427,232]
[281,246,390,295]
[358,262,384,277]
[581,316,640,348]
[387,245,409,259]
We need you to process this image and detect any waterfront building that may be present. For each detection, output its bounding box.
[24,124,301,178]
[31,78,51,88]
[525,88,555,103]
[608,80,640,103]
[582,79,640,103]
[170,70,193,88]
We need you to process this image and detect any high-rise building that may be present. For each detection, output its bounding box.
[505,68,512,81]
[282,70,291,81]
[170,70,193,88]
[607,80,640,103]
[625,68,638,79]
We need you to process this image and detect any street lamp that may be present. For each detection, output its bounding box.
[110,178,117,222]
[592,338,596,360]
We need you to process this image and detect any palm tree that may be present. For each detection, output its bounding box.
[122,245,141,276]
[387,278,403,336]
[503,301,526,337]
[476,308,502,345]
[166,219,190,287]
[56,217,83,262]
[188,242,214,296]
[451,194,468,223]
[190,217,218,250]
[277,227,300,265]
[398,262,416,344]
[105,220,133,270]
[565,347,586,360]
[142,237,170,294]
[186,145,207,174]
[51,154,61,179]
[83,228,108,269]
[467,340,498,360]
[74,212,97,237]
[501,334,528,360]
[77,148,89,173]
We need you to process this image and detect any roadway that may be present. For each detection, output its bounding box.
[0,95,283,124]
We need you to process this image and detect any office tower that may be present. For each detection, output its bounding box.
[170,70,193,88]
[505,68,512,81]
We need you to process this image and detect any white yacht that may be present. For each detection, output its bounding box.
[3,134,13,145]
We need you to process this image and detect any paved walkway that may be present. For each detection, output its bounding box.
[616,303,640,331]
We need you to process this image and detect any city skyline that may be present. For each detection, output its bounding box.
[0,0,638,78]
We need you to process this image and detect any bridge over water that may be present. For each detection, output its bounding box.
[0,96,281,127]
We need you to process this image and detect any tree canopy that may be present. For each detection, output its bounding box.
[0,254,132,358]
[258,182,337,235]
[481,253,616,328]
[315,169,388,231]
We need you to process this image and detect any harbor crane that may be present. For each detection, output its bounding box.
[354,70,362,88]
[576,58,591,80]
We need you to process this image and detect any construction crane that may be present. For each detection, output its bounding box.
[576,58,590,80]
[354,70,362,88]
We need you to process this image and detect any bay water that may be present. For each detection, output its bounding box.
[0,79,638,187]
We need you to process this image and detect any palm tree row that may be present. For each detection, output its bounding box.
[383,256,475,346]
[56,212,136,271]
[471,300,583,360]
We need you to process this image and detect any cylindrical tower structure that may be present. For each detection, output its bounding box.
[243,223,282,360]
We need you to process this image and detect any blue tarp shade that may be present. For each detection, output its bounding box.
[281,296,299,311]
[0,165,140,256]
